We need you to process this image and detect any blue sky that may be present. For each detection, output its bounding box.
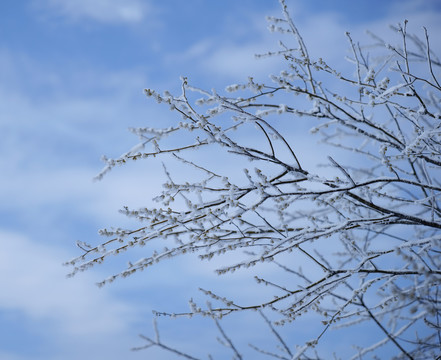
[1,1,441,359]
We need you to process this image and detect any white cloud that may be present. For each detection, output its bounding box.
[169,14,284,82]
[0,230,132,335]
[0,60,166,229]
[34,0,150,24]
[175,1,441,83]
[202,42,284,81]
[0,230,160,359]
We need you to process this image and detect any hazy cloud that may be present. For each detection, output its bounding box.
[34,0,150,24]
[0,230,132,335]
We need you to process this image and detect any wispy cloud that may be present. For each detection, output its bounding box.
[0,230,132,335]
[0,230,155,359]
[173,1,441,82]
[33,0,151,24]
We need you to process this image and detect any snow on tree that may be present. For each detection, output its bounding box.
[66,1,441,358]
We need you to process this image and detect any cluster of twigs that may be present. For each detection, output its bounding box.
[66,1,441,358]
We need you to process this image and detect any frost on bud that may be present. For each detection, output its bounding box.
[144,88,154,97]
[226,84,240,92]
[277,104,288,114]
[378,77,390,90]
